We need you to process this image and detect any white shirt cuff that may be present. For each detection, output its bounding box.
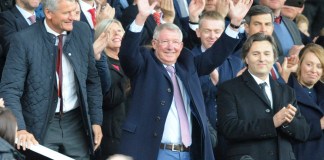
[225,25,240,39]
[189,23,199,31]
[129,20,144,33]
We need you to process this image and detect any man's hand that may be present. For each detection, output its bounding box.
[96,3,115,24]
[236,67,247,77]
[320,116,324,130]
[135,0,158,25]
[210,69,219,85]
[228,0,253,26]
[16,130,39,150]
[189,0,205,23]
[160,0,175,23]
[0,98,4,107]
[273,104,297,128]
[92,124,103,151]
[276,56,299,83]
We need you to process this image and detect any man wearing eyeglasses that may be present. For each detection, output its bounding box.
[117,0,253,160]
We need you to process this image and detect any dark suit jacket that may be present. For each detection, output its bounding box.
[217,70,310,160]
[288,75,324,160]
[272,16,303,63]
[117,27,240,160]
[0,6,30,80]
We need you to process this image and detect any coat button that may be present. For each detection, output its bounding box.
[160,101,165,106]
[265,109,270,113]
[156,116,161,121]
[68,53,72,56]
[153,133,158,137]
[167,88,171,93]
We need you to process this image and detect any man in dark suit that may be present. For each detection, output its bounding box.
[217,33,310,160]
[117,0,252,159]
[0,0,40,80]
[259,0,303,63]
[0,0,103,159]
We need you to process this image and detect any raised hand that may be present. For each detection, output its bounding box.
[93,31,109,60]
[160,0,175,23]
[96,3,115,24]
[216,0,230,18]
[136,0,158,25]
[228,0,253,26]
[189,0,205,22]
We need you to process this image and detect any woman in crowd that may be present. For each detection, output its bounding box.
[0,107,25,159]
[287,43,324,160]
[94,19,130,160]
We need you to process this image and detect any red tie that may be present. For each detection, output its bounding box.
[270,68,278,80]
[57,35,64,115]
[28,15,36,24]
[274,16,281,24]
[153,12,161,26]
[88,8,96,26]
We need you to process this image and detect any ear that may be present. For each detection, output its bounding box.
[196,28,201,38]
[152,39,157,50]
[44,8,52,20]
[244,23,249,35]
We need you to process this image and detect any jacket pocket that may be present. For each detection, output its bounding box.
[122,122,137,133]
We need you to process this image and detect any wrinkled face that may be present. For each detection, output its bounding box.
[245,14,274,36]
[299,52,323,88]
[196,19,225,49]
[152,29,183,65]
[259,0,286,11]
[106,23,125,49]
[205,0,218,11]
[45,0,76,33]
[281,5,302,20]
[245,41,275,80]
[19,0,40,11]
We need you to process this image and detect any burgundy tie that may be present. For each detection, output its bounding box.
[28,15,36,24]
[274,16,281,24]
[270,68,278,80]
[88,8,96,26]
[57,35,64,115]
[152,12,161,26]
[166,66,191,147]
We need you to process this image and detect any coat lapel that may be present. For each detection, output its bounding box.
[242,71,272,108]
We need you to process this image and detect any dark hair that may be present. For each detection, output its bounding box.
[245,5,274,24]
[0,107,17,146]
[242,32,278,63]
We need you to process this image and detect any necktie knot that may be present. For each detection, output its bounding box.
[259,82,267,89]
[274,16,281,24]
[28,15,36,24]
[166,66,175,74]
[152,12,161,25]
[88,8,96,26]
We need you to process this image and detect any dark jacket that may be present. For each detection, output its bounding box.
[288,75,324,160]
[0,20,103,153]
[0,137,25,160]
[117,27,240,160]
[0,6,30,80]
[217,70,310,160]
[100,55,129,159]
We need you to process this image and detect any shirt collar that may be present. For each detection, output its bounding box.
[248,70,270,86]
[44,20,67,36]
[15,5,35,20]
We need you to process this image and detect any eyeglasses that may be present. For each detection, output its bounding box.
[155,39,182,47]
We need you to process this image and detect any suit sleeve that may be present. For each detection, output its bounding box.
[279,89,310,142]
[86,28,103,126]
[0,33,28,130]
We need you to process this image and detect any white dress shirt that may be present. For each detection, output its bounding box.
[15,5,36,25]
[79,0,96,29]
[249,71,273,108]
[44,20,79,113]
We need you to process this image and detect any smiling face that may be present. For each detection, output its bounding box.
[44,0,76,33]
[152,29,183,66]
[245,14,274,36]
[196,18,225,49]
[106,22,125,50]
[245,41,275,80]
[299,52,323,88]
